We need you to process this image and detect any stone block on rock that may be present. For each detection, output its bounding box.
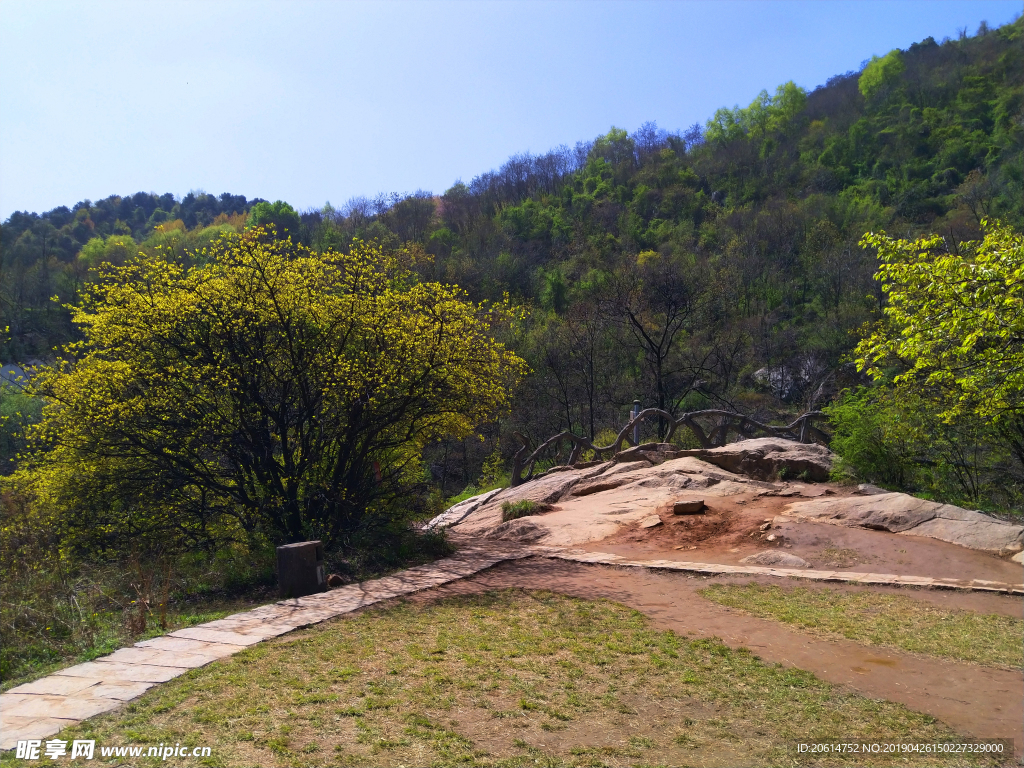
[672,499,706,514]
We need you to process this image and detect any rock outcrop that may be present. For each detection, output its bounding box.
[784,494,1024,555]
[424,436,1022,560]
[676,437,834,482]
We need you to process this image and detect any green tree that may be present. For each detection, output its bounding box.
[856,220,1024,421]
[246,200,301,240]
[21,232,526,553]
[76,235,138,270]
[858,50,905,99]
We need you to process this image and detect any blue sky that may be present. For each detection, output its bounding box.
[1,0,1020,220]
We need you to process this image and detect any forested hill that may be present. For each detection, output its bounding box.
[3,19,1022,434]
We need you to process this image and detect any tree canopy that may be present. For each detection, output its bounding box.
[22,232,526,553]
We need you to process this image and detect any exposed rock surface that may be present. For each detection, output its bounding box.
[740,551,810,567]
[483,518,549,543]
[677,437,834,482]
[423,488,504,530]
[424,437,1021,559]
[785,494,1024,554]
[426,454,759,546]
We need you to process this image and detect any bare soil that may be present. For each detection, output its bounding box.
[581,489,1023,584]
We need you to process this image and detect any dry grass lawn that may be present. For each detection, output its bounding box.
[17,590,1010,768]
[700,583,1022,669]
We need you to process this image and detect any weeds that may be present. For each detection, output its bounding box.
[501,500,542,523]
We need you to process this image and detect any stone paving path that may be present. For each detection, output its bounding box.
[2,543,1021,750]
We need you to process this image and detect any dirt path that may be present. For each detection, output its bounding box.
[404,557,1024,755]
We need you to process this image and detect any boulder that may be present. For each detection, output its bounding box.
[897,515,1024,556]
[854,483,888,495]
[740,551,809,567]
[677,437,834,482]
[639,515,663,529]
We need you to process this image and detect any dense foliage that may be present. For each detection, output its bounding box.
[856,221,1024,422]
[823,221,1024,510]
[1,193,257,360]
[2,18,1022,502]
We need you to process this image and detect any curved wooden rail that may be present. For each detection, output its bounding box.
[510,409,828,486]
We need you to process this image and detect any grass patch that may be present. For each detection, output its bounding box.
[700,583,1022,669]
[28,590,1005,767]
[500,500,543,523]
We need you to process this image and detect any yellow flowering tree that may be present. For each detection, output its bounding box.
[22,232,526,552]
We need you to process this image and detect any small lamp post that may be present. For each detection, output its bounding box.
[632,399,641,446]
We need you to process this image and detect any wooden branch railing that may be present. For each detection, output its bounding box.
[510,409,828,487]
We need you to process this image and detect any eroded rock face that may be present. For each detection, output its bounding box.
[785,494,1024,554]
[678,437,834,482]
[423,487,504,530]
[484,518,549,543]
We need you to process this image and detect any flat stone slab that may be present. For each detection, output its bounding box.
[6,676,100,696]
[54,661,189,683]
[0,715,74,751]
[1,693,121,721]
[740,550,810,567]
[135,636,247,657]
[97,646,223,668]
[169,627,268,646]
[87,682,156,700]
[197,619,301,637]
[543,550,1023,593]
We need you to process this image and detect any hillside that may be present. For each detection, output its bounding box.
[2,18,1022,503]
